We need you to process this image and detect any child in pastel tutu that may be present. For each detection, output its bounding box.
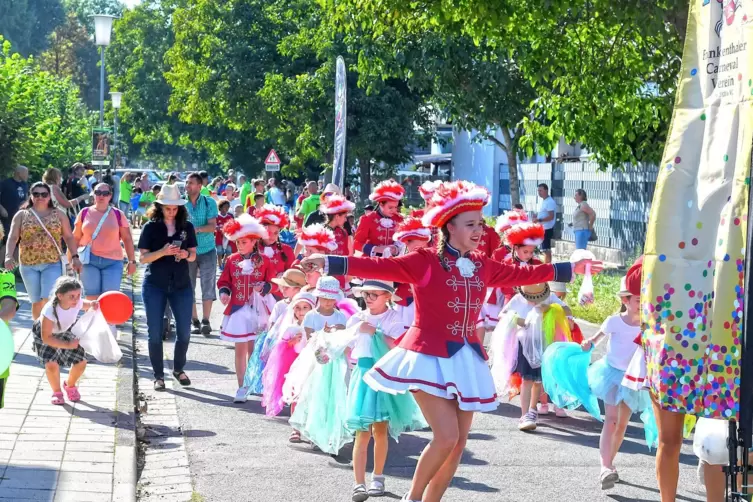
[580,276,650,490]
[303,276,347,337]
[244,268,307,396]
[33,277,99,405]
[217,214,275,404]
[261,293,315,420]
[346,280,425,502]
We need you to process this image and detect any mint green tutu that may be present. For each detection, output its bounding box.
[243,330,269,395]
[289,351,353,454]
[346,332,427,440]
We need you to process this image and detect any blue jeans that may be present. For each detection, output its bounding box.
[81,254,124,297]
[19,262,62,303]
[574,229,591,250]
[142,281,193,380]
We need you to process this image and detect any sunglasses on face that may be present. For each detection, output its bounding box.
[31,191,50,198]
[94,190,111,197]
[363,292,387,301]
[323,192,335,198]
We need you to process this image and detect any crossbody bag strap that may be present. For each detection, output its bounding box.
[84,207,112,246]
[28,209,63,256]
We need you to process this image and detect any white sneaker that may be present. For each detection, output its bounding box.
[233,387,248,403]
[518,411,538,431]
[537,403,550,415]
[554,406,568,418]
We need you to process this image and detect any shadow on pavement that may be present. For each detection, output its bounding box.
[170,387,267,413]
[0,464,58,497]
[609,480,704,502]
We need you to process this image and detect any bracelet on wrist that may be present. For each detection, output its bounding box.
[71,254,79,259]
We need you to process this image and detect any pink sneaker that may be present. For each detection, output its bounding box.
[51,392,65,405]
[554,406,568,418]
[537,403,550,415]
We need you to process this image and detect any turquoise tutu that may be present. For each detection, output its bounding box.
[587,358,651,412]
[345,333,427,440]
[542,342,602,421]
[243,330,269,395]
[289,351,353,454]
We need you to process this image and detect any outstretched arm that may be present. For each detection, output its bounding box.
[302,251,430,286]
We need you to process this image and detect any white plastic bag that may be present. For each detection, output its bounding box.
[693,417,730,466]
[577,264,595,306]
[519,309,545,369]
[71,310,123,363]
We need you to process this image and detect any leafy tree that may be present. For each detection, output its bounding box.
[63,0,124,33]
[335,0,686,167]
[0,37,91,177]
[0,0,66,56]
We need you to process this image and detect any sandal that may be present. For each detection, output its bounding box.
[352,484,369,502]
[289,430,303,443]
[368,477,385,496]
[63,382,81,402]
[173,371,191,387]
[51,392,65,406]
[154,379,166,391]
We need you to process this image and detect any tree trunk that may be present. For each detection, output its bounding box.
[359,157,371,204]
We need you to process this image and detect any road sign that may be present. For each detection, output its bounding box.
[265,149,281,172]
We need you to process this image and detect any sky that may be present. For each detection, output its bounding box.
[122,0,141,7]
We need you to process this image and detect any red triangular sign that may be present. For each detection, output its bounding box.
[265,149,280,164]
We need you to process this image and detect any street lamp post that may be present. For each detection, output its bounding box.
[110,91,122,170]
[92,14,115,176]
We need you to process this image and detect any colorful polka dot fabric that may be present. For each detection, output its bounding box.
[642,0,752,420]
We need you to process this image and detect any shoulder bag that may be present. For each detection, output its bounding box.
[77,206,112,264]
[28,209,69,276]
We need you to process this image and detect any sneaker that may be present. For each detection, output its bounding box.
[234,387,248,403]
[600,468,618,490]
[352,484,369,502]
[537,403,550,415]
[190,318,201,334]
[201,319,212,336]
[518,410,538,431]
[368,476,385,496]
[554,406,568,418]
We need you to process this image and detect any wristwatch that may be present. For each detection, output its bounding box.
[71,254,79,259]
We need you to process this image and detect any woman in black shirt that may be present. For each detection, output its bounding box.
[137,185,197,391]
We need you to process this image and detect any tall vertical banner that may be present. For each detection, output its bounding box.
[643,0,753,420]
[332,56,347,192]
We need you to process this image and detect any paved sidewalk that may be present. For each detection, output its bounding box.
[0,283,137,502]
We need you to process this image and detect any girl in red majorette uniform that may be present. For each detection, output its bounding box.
[300,180,600,502]
[217,214,276,403]
[294,223,350,293]
[482,210,530,331]
[319,195,355,257]
[353,180,404,257]
[391,217,432,331]
[254,204,295,300]
[409,180,441,220]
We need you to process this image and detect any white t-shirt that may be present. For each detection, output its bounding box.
[267,299,290,330]
[269,187,286,206]
[42,298,84,333]
[347,308,405,359]
[537,196,557,230]
[303,309,348,333]
[599,314,641,371]
[228,198,242,211]
[501,293,567,319]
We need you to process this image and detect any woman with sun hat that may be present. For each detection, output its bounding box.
[301,180,601,502]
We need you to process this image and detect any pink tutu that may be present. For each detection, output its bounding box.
[261,328,305,417]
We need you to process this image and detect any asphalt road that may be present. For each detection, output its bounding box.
[147,287,706,502]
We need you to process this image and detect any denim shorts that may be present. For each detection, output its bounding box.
[216,245,233,256]
[19,262,62,303]
[188,250,217,301]
[81,254,124,297]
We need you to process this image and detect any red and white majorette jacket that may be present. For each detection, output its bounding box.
[476,224,502,258]
[491,245,510,263]
[217,252,275,316]
[326,244,571,359]
[261,242,295,297]
[353,209,404,255]
[328,225,350,256]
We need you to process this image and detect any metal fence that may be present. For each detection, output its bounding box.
[498,161,659,252]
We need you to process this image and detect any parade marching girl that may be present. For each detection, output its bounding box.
[217,214,275,403]
[347,280,425,502]
[255,204,295,299]
[296,224,347,292]
[320,194,355,256]
[301,180,600,502]
[580,273,651,490]
[261,292,315,418]
[215,199,236,270]
[243,268,307,396]
[391,217,432,331]
[353,180,405,257]
[33,277,98,405]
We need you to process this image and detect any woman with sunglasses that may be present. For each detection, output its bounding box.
[73,183,137,301]
[4,182,81,320]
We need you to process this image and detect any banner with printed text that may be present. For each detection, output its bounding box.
[644,0,753,419]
